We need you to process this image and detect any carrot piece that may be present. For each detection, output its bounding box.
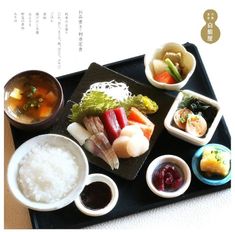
[154,71,176,84]
[45,91,57,104]
[35,87,48,97]
[128,120,154,140]
[39,105,52,118]
[128,107,154,126]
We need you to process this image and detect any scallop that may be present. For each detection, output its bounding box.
[126,134,149,157]
[185,114,207,137]
[120,125,143,137]
[112,136,130,158]
[174,108,193,130]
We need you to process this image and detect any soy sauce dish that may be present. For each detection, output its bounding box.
[75,173,119,216]
[192,143,231,186]
[146,155,191,198]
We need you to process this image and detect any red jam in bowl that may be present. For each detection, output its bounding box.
[152,163,184,191]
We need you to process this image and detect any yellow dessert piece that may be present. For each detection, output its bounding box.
[200,148,230,177]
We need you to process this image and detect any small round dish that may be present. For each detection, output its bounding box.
[75,173,119,217]
[144,42,196,91]
[7,134,89,211]
[4,70,64,131]
[192,143,231,186]
[146,155,191,198]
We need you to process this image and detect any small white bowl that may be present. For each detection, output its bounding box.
[7,134,89,211]
[146,155,191,198]
[164,90,222,146]
[75,173,119,217]
[144,42,196,90]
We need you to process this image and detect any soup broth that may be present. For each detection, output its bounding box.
[5,74,59,124]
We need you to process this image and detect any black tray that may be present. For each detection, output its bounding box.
[10,43,231,229]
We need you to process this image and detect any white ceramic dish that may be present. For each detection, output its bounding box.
[7,134,89,211]
[144,42,196,90]
[146,155,191,198]
[75,173,119,217]
[164,90,222,146]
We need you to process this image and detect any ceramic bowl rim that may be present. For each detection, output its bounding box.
[7,133,89,211]
[74,173,119,217]
[146,154,191,198]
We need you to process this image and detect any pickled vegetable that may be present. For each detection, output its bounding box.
[152,163,184,191]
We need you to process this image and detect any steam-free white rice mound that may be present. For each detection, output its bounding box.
[18,143,79,203]
[8,134,89,211]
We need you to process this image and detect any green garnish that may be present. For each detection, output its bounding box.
[69,91,119,122]
[31,86,37,93]
[179,117,186,123]
[69,91,158,122]
[121,94,158,115]
[165,58,183,82]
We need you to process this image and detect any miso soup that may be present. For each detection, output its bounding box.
[5,73,59,124]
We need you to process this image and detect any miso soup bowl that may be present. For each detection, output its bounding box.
[4,70,64,131]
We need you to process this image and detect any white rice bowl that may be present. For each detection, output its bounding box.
[7,134,89,211]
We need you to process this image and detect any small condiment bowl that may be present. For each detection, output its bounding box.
[164,90,222,146]
[146,155,191,198]
[192,143,231,186]
[4,70,64,131]
[144,42,196,90]
[7,134,89,211]
[75,173,119,217]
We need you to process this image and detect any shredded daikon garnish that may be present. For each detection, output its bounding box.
[83,80,132,101]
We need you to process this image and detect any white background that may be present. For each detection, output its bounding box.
[1,0,234,231]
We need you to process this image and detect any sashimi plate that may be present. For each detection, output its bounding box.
[51,63,174,180]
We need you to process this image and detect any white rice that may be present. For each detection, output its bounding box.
[18,143,79,203]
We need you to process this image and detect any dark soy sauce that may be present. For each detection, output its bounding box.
[80,181,112,209]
